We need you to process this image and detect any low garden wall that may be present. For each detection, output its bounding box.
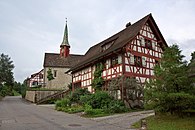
[25,90,62,103]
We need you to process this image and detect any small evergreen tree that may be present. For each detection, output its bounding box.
[145,44,194,115]
[0,53,14,96]
[0,53,14,87]
[47,68,54,81]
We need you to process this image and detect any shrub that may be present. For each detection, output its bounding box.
[67,105,84,113]
[106,100,127,113]
[80,94,92,105]
[88,91,113,109]
[55,98,71,108]
[70,88,90,104]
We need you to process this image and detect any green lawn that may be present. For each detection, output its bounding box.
[131,114,195,130]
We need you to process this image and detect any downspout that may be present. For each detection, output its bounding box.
[121,47,126,101]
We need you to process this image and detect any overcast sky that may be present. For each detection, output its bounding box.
[0,0,195,83]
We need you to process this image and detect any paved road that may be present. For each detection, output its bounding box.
[0,96,154,130]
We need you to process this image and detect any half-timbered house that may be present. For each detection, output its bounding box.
[69,14,168,103]
[27,69,44,87]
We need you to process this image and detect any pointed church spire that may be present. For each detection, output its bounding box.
[61,18,70,47]
[60,18,70,58]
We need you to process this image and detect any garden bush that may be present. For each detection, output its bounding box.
[55,89,129,116]
[80,94,92,105]
[88,91,113,109]
[106,100,127,113]
[55,98,71,108]
[70,88,90,104]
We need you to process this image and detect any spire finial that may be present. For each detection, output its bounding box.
[66,18,67,24]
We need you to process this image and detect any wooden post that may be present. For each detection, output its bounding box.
[140,119,147,130]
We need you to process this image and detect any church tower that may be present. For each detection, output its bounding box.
[60,19,70,58]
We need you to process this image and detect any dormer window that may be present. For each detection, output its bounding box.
[101,38,117,51]
[102,42,113,51]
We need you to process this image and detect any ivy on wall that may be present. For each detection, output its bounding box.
[92,63,104,91]
[47,68,54,81]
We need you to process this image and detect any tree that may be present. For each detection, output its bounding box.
[47,68,54,81]
[188,51,195,96]
[108,76,143,109]
[0,53,14,86]
[124,77,144,109]
[145,44,195,115]
[0,53,14,96]
[188,51,195,80]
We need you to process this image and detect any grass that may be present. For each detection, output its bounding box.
[82,111,112,118]
[56,105,84,114]
[131,114,195,130]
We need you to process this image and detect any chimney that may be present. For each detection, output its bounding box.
[126,22,131,28]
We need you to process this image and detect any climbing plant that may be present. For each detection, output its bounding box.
[91,63,104,91]
[47,68,54,81]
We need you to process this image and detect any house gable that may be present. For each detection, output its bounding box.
[70,13,167,73]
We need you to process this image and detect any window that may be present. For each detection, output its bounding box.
[106,59,111,68]
[54,70,57,77]
[32,81,38,86]
[134,56,142,67]
[118,55,122,64]
[102,43,113,51]
[130,54,135,64]
[111,56,118,66]
[101,39,116,51]
[61,49,64,56]
[155,60,159,65]
[39,73,43,79]
[145,39,152,50]
[142,56,147,67]
[140,37,145,47]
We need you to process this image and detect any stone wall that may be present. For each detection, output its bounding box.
[25,90,61,103]
[43,67,71,89]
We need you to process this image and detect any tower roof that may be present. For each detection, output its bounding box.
[61,19,70,47]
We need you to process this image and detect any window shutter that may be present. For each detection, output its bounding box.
[142,56,146,67]
[141,37,145,47]
[107,59,111,68]
[152,41,155,50]
[130,54,135,64]
[118,55,122,64]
